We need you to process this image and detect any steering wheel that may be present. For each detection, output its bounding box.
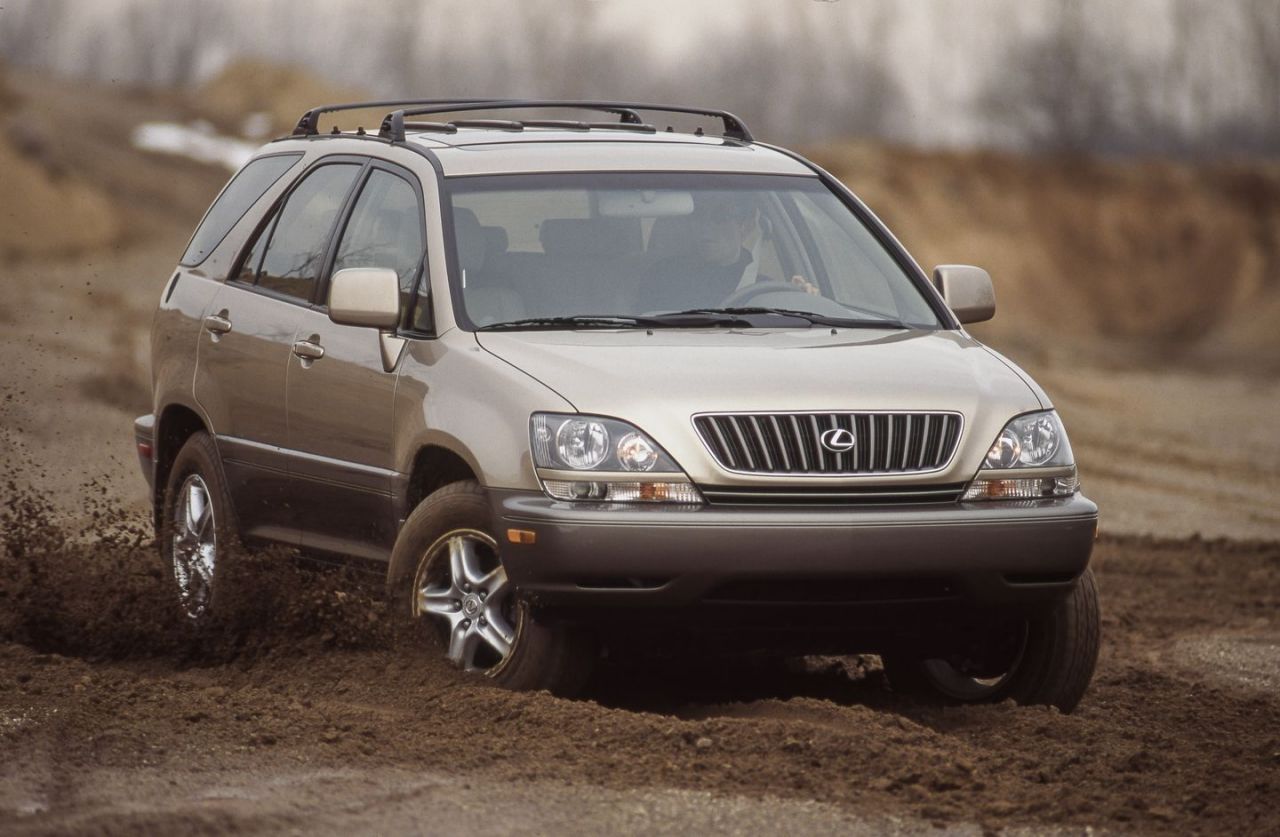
[719,280,808,308]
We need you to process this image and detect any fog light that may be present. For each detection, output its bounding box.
[570,481,609,500]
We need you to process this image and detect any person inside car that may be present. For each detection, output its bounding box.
[637,193,818,311]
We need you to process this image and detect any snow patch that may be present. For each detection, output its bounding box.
[131,121,258,171]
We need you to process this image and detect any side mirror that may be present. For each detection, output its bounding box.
[328,268,401,329]
[933,265,995,324]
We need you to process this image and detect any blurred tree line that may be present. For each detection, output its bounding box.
[1,0,1276,156]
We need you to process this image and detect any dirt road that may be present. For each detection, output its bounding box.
[2,68,1278,834]
[4,235,1276,833]
[2,491,1278,834]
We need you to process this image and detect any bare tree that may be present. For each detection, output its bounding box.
[3,0,1277,157]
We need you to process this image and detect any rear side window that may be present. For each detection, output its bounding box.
[180,154,302,266]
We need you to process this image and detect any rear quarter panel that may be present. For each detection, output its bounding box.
[151,268,221,423]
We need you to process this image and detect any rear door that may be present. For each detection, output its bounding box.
[195,159,364,544]
[286,163,428,560]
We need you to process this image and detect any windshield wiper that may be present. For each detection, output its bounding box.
[653,307,912,330]
[477,312,759,330]
[476,308,909,332]
[477,315,658,331]
[639,311,755,328]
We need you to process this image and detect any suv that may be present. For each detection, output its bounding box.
[136,99,1100,710]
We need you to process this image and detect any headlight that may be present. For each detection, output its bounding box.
[966,410,1078,501]
[616,432,659,472]
[530,413,701,504]
[555,419,610,470]
[982,410,1073,469]
[532,413,682,472]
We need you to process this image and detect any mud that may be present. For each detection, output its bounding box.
[1,485,1278,835]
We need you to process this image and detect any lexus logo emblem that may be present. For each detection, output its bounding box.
[819,427,856,453]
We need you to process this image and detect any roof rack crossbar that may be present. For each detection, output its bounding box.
[520,119,592,131]
[292,98,503,137]
[402,118,660,137]
[401,121,460,134]
[585,121,658,133]
[376,100,752,143]
[379,101,644,143]
[449,119,526,131]
[400,101,644,124]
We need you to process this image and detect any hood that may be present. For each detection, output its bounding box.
[476,328,1045,485]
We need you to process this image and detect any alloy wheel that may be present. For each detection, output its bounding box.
[171,474,216,619]
[414,529,520,673]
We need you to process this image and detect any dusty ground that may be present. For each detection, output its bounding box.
[1,503,1277,834]
[2,67,1279,834]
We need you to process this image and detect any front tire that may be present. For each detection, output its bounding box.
[883,568,1101,713]
[393,481,593,696]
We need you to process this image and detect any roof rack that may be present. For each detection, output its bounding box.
[292,99,504,136]
[376,100,754,144]
[402,119,660,136]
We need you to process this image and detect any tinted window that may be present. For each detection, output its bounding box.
[333,170,424,291]
[235,211,278,284]
[181,154,301,265]
[448,172,941,330]
[789,191,912,318]
[255,164,361,301]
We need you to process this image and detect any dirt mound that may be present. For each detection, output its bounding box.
[195,60,373,138]
[806,142,1280,371]
[0,70,121,260]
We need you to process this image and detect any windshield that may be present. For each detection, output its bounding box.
[446,172,943,331]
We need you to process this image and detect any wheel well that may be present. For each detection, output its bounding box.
[153,404,207,529]
[406,445,478,510]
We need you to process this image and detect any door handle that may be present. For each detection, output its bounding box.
[292,339,326,361]
[203,314,232,335]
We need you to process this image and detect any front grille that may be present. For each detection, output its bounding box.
[693,412,962,476]
[699,483,966,506]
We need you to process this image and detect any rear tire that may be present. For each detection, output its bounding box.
[392,480,594,696]
[159,431,239,623]
[883,568,1101,713]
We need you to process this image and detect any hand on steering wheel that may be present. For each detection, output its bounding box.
[788,275,820,295]
[719,276,822,307]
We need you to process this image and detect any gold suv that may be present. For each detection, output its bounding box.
[136,100,1100,710]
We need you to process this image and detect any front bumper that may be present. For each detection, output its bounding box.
[491,490,1098,613]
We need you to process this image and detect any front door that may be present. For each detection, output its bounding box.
[286,165,427,559]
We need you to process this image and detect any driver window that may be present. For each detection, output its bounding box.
[332,169,427,330]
